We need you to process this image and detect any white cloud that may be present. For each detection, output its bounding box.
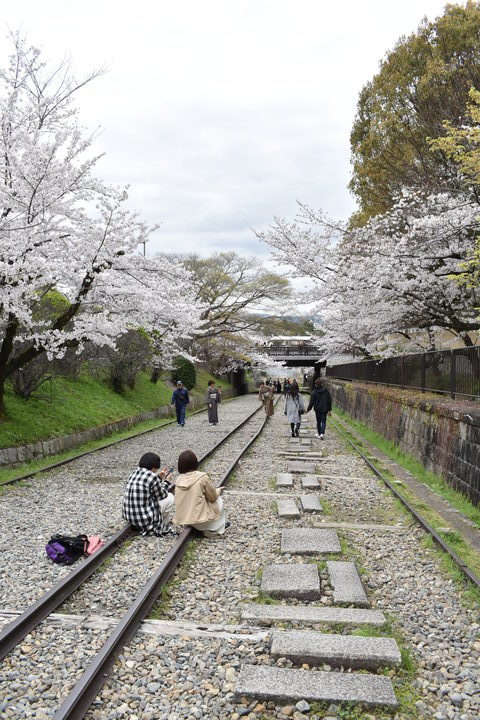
[1,0,449,256]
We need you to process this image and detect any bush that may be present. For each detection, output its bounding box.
[171,356,196,390]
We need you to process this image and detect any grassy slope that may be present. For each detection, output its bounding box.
[0,367,232,449]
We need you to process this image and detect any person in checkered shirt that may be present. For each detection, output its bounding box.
[123,452,176,536]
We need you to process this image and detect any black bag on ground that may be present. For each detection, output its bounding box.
[45,534,88,565]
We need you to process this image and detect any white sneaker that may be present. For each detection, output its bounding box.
[315,433,321,438]
[320,434,324,439]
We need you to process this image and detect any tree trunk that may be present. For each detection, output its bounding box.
[0,375,6,419]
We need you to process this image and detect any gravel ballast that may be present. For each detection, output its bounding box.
[1,398,479,719]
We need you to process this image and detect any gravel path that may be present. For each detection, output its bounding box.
[1,399,479,720]
[0,394,260,611]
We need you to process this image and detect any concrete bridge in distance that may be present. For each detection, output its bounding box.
[259,344,325,369]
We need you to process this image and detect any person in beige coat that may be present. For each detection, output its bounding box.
[174,450,228,536]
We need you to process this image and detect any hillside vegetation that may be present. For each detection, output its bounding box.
[0,366,232,449]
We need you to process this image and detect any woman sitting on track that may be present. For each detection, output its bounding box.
[173,450,229,537]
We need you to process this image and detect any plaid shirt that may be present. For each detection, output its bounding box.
[123,467,172,536]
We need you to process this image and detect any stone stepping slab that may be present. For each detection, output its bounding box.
[287,461,316,474]
[271,630,401,670]
[276,473,293,488]
[240,604,386,627]
[235,665,397,707]
[276,498,301,518]
[327,561,370,607]
[300,494,323,512]
[261,564,321,600]
[281,528,341,555]
[301,475,321,489]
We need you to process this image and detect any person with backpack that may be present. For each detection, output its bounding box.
[123,452,176,536]
[284,380,305,437]
[306,378,332,438]
[171,380,190,427]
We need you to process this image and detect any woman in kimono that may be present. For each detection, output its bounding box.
[258,382,274,416]
[284,380,305,436]
[206,380,220,425]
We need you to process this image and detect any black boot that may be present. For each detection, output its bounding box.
[290,423,295,438]
[295,424,300,437]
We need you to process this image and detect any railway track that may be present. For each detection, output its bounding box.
[330,414,480,590]
[2,398,478,719]
[0,395,277,720]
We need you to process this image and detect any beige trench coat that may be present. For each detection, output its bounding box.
[174,470,221,525]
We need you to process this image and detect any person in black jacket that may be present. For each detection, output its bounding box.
[306,379,332,438]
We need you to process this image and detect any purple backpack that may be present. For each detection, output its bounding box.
[45,534,88,564]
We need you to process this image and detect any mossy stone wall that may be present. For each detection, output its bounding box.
[327,380,480,506]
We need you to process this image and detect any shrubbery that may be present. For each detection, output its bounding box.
[171,356,196,390]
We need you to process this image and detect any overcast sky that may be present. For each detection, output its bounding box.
[2,0,450,258]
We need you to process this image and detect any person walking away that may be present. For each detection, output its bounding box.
[283,378,291,395]
[276,379,282,393]
[306,378,332,438]
[205,380,220,425]
[284,381,305,437]
[171,381,189,427]
[174,450,228,537]
[123,453,176,536]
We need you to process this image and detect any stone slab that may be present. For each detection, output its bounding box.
[271,631,401,670]
[301,438,312,446]
[261,564,321,600]
[240,604,387,626]
[301,474,321,489]
[281,528,341,555]
[289,437,300,444]
[327,561,370,607]
[276,473,293,488]
[300,495,323,513]
[235,665,397,707]
[276,498,301,519]
[287,461,316,474]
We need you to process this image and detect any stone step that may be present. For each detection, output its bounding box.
[261,564,321,600]
[301,438,312,446]
[235,665,397,707]
[276,473,293,489]
[300,494,323,513]
[240,604,387,627]
[281,528,341,555]
[271,630,401,670]
[327,561,370,607]
[287,461,316,474]
[301,475,321,489]
[276,498,301,519]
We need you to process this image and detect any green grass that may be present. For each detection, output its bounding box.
[0,366,233,450]
[333,408,480,529]
[333,411,480,603]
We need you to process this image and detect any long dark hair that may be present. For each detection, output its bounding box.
[290,381,299,398]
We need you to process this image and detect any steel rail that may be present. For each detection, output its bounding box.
[331,417,480,589]
[53,398,278,720]
[0,395,244,488]
[0,398,265,661]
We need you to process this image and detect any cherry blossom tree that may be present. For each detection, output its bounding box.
[257,192,480,359]
[0,35,201,415]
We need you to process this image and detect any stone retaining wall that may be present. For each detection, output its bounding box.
[0,389,234,468]
[326,380,480,506]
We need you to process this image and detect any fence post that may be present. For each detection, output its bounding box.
[401,356,405,389]
[421,353,425,394]
[450,349,456,399]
